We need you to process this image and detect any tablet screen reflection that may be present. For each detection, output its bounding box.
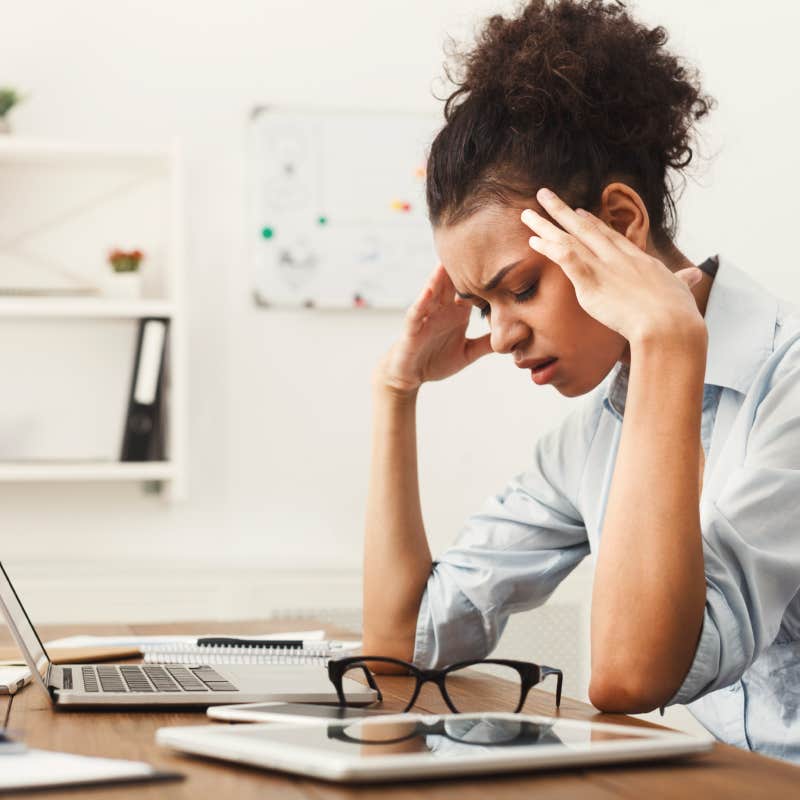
[329,717,565,757]
[221,715,650,760]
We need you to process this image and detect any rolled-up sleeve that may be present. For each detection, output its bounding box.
[670,341,800,705]
[413,403,597,669]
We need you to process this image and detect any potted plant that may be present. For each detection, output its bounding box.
[0,88,23,134]
[106,248,144,298]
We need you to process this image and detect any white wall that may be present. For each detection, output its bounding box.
[0,0,798,630]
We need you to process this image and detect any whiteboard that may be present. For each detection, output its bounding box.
[249,106,441,309]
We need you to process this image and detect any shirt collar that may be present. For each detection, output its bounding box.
[702,256,778,392]
[603,256,779,419]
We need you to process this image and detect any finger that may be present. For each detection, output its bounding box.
[464,333,493,364]
[520,207,570,243]
[431,264,455,305]
[574,209,643,258]
[527,235,595,287]
[406,285,434,325]
[521,207,597,265]
[521,208,595,272]
[422,264,449,304]
[533,188,619,258]
[674,266,704,289]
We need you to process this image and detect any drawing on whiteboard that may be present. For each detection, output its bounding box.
[249,106,440,309]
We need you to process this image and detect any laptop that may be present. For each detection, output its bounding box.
[0,561,374,708]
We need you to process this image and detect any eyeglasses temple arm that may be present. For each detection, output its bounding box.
[541,666,563,708]
[360,665,383,703]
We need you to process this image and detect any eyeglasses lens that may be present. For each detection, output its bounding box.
[339,662,418,712]
[443,663,523,713]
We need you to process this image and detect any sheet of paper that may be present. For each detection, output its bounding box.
[330,640,361,652]
[45,630,326,649]
[0,748,162,790]
[0,665,30,694]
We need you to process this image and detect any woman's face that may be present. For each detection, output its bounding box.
[433,201,628,397]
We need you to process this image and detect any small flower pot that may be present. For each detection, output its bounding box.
[104,271,141,299]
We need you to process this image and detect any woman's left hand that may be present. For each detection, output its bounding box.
[521,188,706,346]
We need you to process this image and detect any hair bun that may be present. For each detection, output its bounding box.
[430,0,715,242]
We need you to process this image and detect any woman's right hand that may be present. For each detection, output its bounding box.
[376,265,493,394]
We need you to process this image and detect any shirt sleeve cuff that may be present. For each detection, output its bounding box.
[412,566,490,670]
[666,609,721,706]
[412,587,434,668]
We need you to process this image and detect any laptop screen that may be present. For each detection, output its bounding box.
[0,562,50,680]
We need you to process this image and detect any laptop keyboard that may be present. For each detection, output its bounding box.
[77,664,238,693]
[62,668,73,690]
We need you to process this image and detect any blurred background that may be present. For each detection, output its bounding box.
[0,0,798,726]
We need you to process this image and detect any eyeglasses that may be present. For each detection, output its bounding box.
[327,656,562,714]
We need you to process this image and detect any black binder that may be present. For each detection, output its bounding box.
[120,318,169,462]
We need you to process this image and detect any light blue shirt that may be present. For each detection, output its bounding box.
[413,257,800,762]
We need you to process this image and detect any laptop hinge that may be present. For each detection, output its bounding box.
[44,663,58,700]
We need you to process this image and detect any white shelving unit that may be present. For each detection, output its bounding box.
[0,298,176,318]
[0,138,186,500]
[0,462,176,482]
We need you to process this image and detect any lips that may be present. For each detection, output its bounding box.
[517,357,558,372]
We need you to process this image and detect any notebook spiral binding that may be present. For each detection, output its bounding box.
[141,642,340,665]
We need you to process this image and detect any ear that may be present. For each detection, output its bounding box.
[598,182,650,250]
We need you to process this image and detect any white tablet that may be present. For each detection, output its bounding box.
[157,712,714,783]
[207,701,391,724]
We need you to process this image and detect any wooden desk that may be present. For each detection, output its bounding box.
[3,620,799,799]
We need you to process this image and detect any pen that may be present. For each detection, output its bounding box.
[195,638,306,648]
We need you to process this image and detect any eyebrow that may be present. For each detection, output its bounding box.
[455,260,524,299]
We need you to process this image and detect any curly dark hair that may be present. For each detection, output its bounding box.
[426,0,715,248]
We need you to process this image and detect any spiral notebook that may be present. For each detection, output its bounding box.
[142,638,361,666]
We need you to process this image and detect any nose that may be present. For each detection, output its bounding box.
[489,309,530,354]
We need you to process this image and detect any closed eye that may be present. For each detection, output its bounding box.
[513,282,539,304]
[479,282,539,319]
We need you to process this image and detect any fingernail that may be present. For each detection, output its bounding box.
[538,187,555,201]
[528,236,541,249]
[521,209,536,226]
[575,208,588,217]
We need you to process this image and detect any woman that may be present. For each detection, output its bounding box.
[363,0,800,761]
